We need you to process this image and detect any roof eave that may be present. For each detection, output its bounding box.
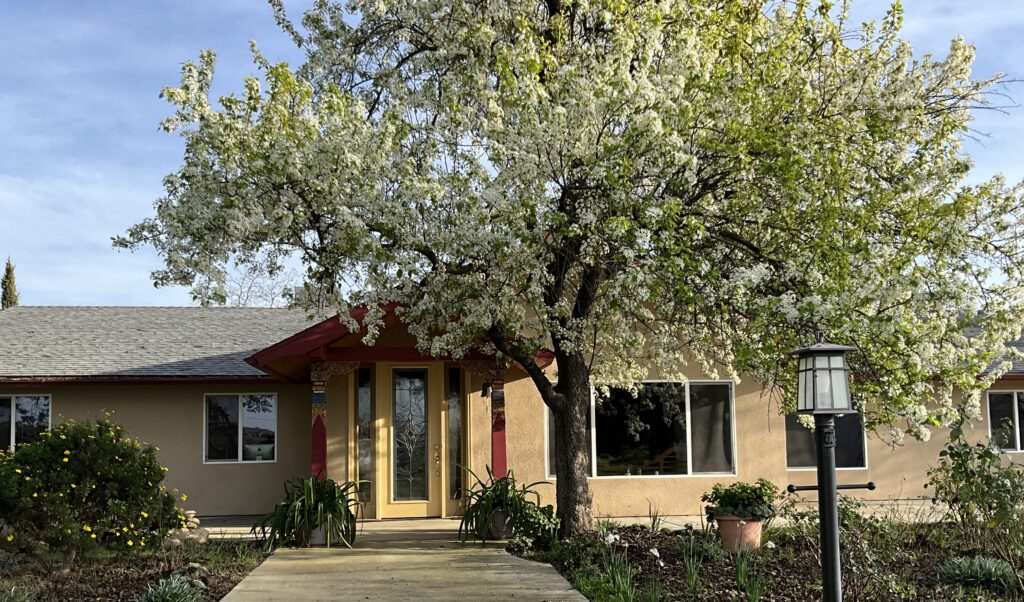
[0,375,285,386]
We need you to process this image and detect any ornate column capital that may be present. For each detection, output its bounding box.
[311,360,361,384]
[458,360,505,381]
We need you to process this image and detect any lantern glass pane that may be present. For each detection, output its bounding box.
[814,355,828,369]
[831,369,850,410]
[800,357,809,370]
[804,369,814,411]
[815,367,833,409]
[797,372,806,410]
[829,354,844,369]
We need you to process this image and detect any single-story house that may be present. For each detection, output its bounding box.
[0,306,1020,518]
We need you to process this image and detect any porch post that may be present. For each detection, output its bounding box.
[310,383,328,478]
[460,361,508,478]
[310,361,360,479]
[490,379,507,478]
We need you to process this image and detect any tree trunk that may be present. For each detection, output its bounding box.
[551,357,594,537]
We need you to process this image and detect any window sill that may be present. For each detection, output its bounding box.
[202,459,278,465]
[589,472,737,479]
[786,466,868,472]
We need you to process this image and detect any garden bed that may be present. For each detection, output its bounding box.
[513,517,1021,601]
[0,540,268,601]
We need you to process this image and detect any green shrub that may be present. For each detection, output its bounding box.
[596,518,621,538]
[459,467,557,545]
[0,419,182,563]
[530,533,603,575]
[0,587,36,602]
[927,423,1024,529]
[136,574,205,602]
[779,494,920,600]
[252,476,360,549]
[938,556,1018,595]
[702,479,779,522]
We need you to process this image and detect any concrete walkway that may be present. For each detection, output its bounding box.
[221,519,585,602]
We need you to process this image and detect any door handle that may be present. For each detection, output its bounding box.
[434,443,441,476]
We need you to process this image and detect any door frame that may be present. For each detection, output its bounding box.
[375,363,443,519]
[346,362,471,520]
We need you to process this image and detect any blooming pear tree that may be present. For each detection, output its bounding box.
[117,0,1024,535]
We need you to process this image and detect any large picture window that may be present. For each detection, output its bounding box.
[204,394,277,463]
[988,391,1024,452]
[545,382,736,478]
[785,413,866,469]
[595,382,734,476]
[1,395,51,451]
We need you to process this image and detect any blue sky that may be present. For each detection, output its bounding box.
[1,1,1022,306]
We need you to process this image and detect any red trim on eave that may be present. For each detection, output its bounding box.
[321,347,492,362]
[246,303,402,370]
[0,376,283,386]
[995,374,1024,381]
[245,300,556,375]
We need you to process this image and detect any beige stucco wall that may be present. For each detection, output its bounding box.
[484,368,1010,519]
[1,382,312,516]
[4,368,1013,520]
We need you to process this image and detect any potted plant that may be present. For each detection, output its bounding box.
[702,478,778,552]
[252,475,361,549]
[458,466,557,543]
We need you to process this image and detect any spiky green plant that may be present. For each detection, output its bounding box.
[458,466,556,543]
[252,475,361,550]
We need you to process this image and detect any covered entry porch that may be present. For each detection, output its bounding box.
[245,310,525,520]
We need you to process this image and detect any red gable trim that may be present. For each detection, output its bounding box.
[245,304,384,371]
[245,302,556,374]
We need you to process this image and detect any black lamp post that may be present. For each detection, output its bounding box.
[790,342,856,602]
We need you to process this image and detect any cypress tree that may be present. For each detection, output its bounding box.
[1,257,19,309]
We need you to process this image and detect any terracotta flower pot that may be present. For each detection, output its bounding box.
[714,515,762,552]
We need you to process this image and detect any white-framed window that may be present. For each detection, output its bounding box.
[987,390,1024,452]
[0,395,51,452]
[785,413,867,470]
[546,381,737,478]
[204,393,277,463]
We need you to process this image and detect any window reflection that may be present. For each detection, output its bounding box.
[1,395,51,451]
[242,394,276,462]
[393,370,428,501]
[205,393,277,463]
[357,367,374,502]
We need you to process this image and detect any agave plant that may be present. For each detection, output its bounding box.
[458,466,557,544]
[252,475,361,550]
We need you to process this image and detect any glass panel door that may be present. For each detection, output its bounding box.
[356,367,374,503]
[447,368,464,499]
[392,369,428,501]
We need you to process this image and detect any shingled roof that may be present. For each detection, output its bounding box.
[0,307,316,382]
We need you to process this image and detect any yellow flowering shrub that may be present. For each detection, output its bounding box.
[0,419,184,562]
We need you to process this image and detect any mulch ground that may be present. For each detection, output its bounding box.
[518,524,1014,601]
[0,541,268,601]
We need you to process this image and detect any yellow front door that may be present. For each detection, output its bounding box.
[376,364,444,518]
